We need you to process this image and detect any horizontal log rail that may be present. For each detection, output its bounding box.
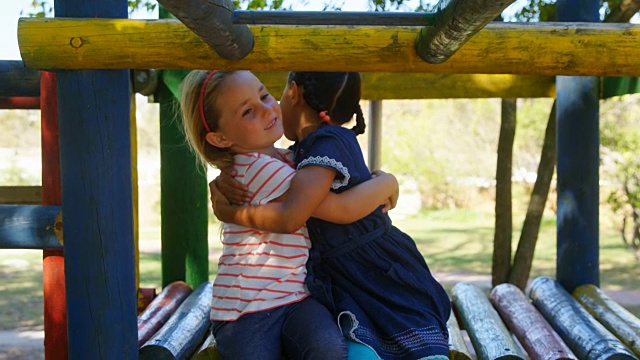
[233,10,437,26]
[0,205,63,250]
[18,18,640,76]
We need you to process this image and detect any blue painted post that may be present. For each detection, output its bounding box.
[555,0,601,292]
[54,0,137,358]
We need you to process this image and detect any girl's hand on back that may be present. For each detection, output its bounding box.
[371,170,399,213]
[209,179,238,223]
[214,167,252,205]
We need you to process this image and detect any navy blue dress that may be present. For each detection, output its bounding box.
[292,124,451,360]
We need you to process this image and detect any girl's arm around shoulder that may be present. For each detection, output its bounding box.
[312,170,399,224]
[212,165,336,234]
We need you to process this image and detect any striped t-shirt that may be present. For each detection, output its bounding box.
[211,150,311,321]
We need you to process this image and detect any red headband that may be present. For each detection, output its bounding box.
[199,70,218,133]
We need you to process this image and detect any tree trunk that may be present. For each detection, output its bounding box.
[508,102,556,290]
[492,98,516,286]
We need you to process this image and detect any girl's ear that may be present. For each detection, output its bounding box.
[288,81,301,105]
[205,131,233,148]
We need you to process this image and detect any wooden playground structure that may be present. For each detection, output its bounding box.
[2,0,640,358]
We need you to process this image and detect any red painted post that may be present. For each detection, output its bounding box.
[40,71,68,360]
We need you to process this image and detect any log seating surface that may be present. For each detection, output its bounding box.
[139,277,640,359]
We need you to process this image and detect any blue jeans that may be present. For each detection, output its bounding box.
[211,297,347,360]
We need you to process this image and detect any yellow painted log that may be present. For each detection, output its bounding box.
[257,72,556,99]
[447,310,472,360]
[18,18,640,76]
[573,284,640,356]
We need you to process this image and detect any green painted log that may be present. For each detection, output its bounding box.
[17,18,640,76]
[528,276,637,360]
[158,76,209,289]
[416,0,516,64]
[490,283,577,360]
[573,284,640,356]
[139,281,212,359]
[451,282,526,360]
[447,309,472,360]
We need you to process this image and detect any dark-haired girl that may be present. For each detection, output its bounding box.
[213,72,451,360]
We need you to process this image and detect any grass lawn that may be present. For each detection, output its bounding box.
[1,208,639,331]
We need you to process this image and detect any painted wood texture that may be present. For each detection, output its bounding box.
[232,10,437,26]
[57,67,138,357]
[262,72,556,99]
[0,186,41,204]
[158,78,209,289]
[192,333,221,360]
[573,284,640,356]
[17,18,640,76]
[0,60,40,97]
[0,97,40,109]
[528,276,637,360]
[40,70,68,360]
[490,283,577,360]
[0,205,62,250]
[416,0,515,63]
[139,281,213,359]
[138,281,193,348]
[156,0,253,60]
[447,310,472,360]
[451,282,526,360]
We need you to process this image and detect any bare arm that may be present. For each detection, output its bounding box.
[312,170,399,224]
[212,165,336,233]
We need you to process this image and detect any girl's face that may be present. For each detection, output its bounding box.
[207,71,283,155]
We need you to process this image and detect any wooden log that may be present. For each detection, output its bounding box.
[451,282,526,360]
[528,276,637,360]
[40,69,68,359]
[0,97,40,109]
[165,70,556,100]
[573,284,640,356]
[0,205,63,250]
[0,186,42,204]
[416,0,515,64]
[0,60,40,97]
[17,18,640,76]
[490,283,577,360]
[139,281,213,359]
[192,332,221,360]
[156,0,253,60]
[233,10,437,26]
[447,309,472,360]
[138,281,193,348]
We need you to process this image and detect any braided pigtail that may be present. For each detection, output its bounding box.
[350,104,366,136]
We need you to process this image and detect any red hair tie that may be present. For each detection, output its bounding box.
[319,111,330,122]
[199,70,218,133]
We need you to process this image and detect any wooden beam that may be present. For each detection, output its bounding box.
[416,0,515,64]
[0,97,40,109]
[0,205,62,250]
[0,186,42,204]
[166,70,555,100]
[156,0,253,60]
[0,60,40,97]
[232,10,437,26]
[18,18,640,76]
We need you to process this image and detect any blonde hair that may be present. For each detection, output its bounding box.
[179,70,237,170]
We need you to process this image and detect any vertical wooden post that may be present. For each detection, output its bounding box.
[555,0,601,292]
[40,71,68,360]
[54,0,137,357]
[158,79,209,288]
[367,100,382,171]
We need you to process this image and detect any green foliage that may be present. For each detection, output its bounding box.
[513,0,556,22]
